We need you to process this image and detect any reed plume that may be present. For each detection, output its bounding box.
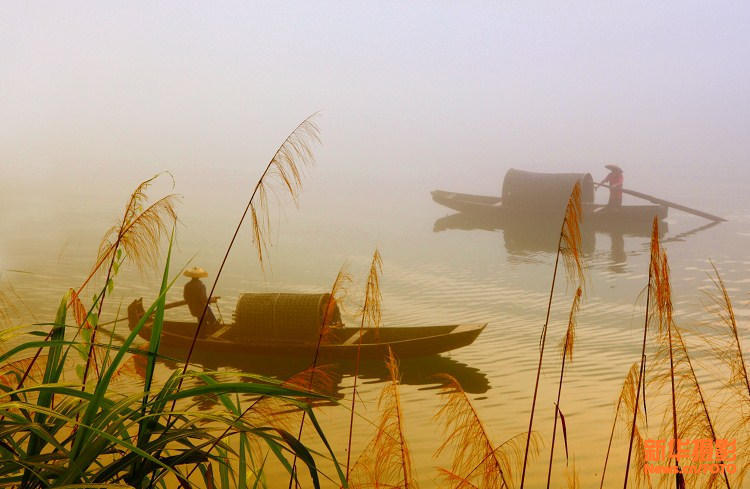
[623,218,659,489]
[434,373,532,489]
[168,118,321,480]
[165,117,320,487]
[179,114,319,374]
[0,354,47,388]
[707,263,750,400]
[12,175,178,395]
[658,324,732,489]
[651,250,686,488]
[349,347,416,489]
[289,265,351,488]
[436,469,480,489]
[346,249,383,481]
[82,173,179,387]
[559,182,585,289]
[705,263,749,487]
[651,247,730,488]
[545,286,582,489]
[519,182,584,489]
[95,172,179,276]
[620,362,653,489]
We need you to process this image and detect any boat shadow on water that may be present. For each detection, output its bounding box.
[153,341,491,398]
[433,210,666,257]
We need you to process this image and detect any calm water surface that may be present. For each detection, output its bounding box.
[2,174,749,488]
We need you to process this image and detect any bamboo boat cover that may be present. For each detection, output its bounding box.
[501,168,595,210]
[233,293,341,342]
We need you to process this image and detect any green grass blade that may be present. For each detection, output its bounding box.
[68,237,175,479]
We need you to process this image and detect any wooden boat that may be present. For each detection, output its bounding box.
[127,298,486,361]
[431,189,668,227]
[431,169,669,229]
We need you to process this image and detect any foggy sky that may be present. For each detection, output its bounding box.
[2,1,749,213]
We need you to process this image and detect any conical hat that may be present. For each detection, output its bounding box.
[605,164,623,173]
[184,267,208,278]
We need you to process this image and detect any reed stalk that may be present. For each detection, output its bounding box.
[656,252,685,488]
[345,249,383,481]
[545,286,582,489]
[178,115,319,377]
[348,347,415,489]
[288,265,350,488]
[623,217,659,489]
[158,116,319,460]
[672,325,731,488]
[82,173,178,388]
[434,374,526,489]
[12,174,177,395]
[519,182,583,489]
[709,263,750,400]
[599,394,623,489]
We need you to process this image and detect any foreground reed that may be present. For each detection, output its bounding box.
[288,265,351,488]
[623,218,660,489]
[519,182,584,489]
[0,236,341,488]
[434,374,532,489]
[349,347,415,488]
[545,286,582,489]
[345,250,383,482]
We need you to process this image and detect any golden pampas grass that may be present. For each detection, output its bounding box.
[546,286,582,489]
[349,348,416,489]
[434,374,531,489]
[520,182,585,489]
[346,249,384,480]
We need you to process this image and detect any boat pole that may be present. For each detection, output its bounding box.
[596,183,727,222]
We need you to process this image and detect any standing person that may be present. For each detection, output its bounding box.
[183,267,219,331]
[599,164,624,207]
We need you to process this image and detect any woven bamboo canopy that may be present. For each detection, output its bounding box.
[233,293,341,342]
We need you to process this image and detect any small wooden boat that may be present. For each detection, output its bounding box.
[431,189,668,226]
[127,298,486,361]
[431,169,669,229]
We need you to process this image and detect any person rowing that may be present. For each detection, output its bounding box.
[598,164,624,208]
[183,267,219,331]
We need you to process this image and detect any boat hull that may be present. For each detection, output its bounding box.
[127,300,485,361]
[431,189,668,227]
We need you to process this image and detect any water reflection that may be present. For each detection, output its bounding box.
[153,341,490,396]
[433,211,667,269]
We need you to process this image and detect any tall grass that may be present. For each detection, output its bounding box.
[0,234,340,489]
[519,182,584,489]
[11,173,178,397]
[348,348,415,489]
[345,249,383,481]
[707,263,749,486]
[623,217,659,489]
[288,265,351,488]
[545,286,582,489]
[433,374,532,489]
[179,115,320,374]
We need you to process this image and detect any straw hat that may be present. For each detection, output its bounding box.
[183,267,208,278]
[605,164,623,173]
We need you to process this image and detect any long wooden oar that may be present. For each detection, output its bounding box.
[95,297,220,327]
[597,183,726,222]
